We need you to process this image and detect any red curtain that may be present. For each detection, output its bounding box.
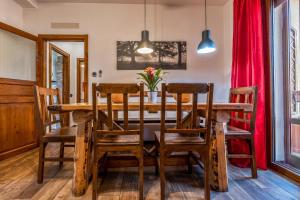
[229,0,268,170]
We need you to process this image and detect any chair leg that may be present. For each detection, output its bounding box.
[154,140,159,175]
[139,150,144,200]
[59,142,65,168]
[250,138,257,178]
[160,150,166,200]
[188,151,192,174]
[37,142,46,184]
[204,151,210,200]
[92,159,99,200]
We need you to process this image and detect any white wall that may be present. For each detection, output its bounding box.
[223,0,233,94]
[23,2,232,102]
[0,29,36,81]
[0,0,24,28]
[0,0,37,81]
[50,42,84,103]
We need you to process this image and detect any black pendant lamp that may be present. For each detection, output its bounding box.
[197,0,216,54]
[137,0,153,54]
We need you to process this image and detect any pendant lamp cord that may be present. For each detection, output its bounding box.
[144,0,147,30]
[205,0,207,29]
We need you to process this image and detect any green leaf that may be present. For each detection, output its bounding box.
[155,68,162,76]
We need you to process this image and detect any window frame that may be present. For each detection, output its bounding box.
[270,0,300,182]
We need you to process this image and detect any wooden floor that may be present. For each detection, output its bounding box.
[0,144,299,200]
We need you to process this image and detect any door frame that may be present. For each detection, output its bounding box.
[76,58,88,103]
[37,34,89,102]
[49,43,70,104]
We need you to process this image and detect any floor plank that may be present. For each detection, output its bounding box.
[0,144,299,200]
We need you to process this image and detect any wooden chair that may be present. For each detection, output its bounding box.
[155,83,214,200]
[226,86,258,178]
[34,86,76,183]
[92,83,144,200]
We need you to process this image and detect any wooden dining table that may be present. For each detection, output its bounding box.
[48,102,253,196]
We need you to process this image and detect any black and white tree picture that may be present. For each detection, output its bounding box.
[117,41,187,70]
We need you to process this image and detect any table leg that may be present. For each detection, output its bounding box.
[72,111,93,196]
[210,122,228,192]
[209,110,229,192]
[73,124,87,196]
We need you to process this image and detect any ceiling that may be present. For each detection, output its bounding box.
[35,0,229,6]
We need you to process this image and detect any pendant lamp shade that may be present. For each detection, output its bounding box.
[137,0,153,54]
[137,30,153,54]
[197,0,216,54]
[197,30,216,54]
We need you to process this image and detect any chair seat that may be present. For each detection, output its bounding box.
[225,126,252,138]
[97,135,139,145]
[42,126,76,142]
[155,131,204,145]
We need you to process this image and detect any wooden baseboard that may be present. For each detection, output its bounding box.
[0,143,38,161]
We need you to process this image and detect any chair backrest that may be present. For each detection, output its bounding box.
[160,83,214,145]
[229,86,258,133]
[34,86,64,137]
[92,83,144,144]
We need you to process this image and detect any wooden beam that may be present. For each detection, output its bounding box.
[0,21,37,41]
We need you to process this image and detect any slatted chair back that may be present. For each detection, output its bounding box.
[92,83,144,144]
[160,83,214,146]
[34,86,64,137]
[229,86,258,133]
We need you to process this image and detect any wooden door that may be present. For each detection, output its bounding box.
[49,43,70,125]
[49,43,70,104]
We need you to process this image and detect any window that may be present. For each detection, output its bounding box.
[273,0,300,173]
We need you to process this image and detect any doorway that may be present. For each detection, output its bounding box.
[37,35,89,102]
[76,58,88,103]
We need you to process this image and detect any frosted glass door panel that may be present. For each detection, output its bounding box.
[0,29,36,81]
